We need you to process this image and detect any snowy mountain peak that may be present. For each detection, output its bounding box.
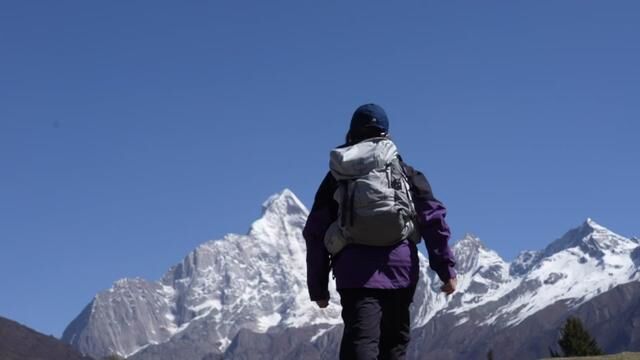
[453,234,488,258]
[582,218,620,239]
[455,233,485,249]
[63,190,340,359]
[261,188,308,217]
[584,217,600,228]
[249,189,308,241]
[542,218,636,259]
[113,277,144,287]
[452,234,507,275]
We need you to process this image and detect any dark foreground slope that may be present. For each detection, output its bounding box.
[0,316,93,360]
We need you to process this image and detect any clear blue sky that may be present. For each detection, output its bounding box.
[1,0,638,337]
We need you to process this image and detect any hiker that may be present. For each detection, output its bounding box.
[303,103,457,360]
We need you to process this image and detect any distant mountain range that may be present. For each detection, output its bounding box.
[58,189,640,359]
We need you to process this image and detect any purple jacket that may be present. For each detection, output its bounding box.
[303,161,456,301]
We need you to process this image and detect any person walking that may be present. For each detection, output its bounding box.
[303,103,457,360]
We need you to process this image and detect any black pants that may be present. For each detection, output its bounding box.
[338,286,416,360]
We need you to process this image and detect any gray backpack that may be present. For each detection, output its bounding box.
[323,137,420,255]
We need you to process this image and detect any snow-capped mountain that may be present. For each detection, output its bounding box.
[62,190,639,360]
[62,189,341,359]
[483,218,639,327]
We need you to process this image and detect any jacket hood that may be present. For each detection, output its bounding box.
[329,137,398,180]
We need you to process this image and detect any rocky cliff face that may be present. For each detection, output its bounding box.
[62,190,640,360]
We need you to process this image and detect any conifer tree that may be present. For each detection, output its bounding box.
[550,316,603,357]
[102,355,125,360]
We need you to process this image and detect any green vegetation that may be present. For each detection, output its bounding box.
[549,316,603,357]
[102,355,125,360]
[487,349,494,360]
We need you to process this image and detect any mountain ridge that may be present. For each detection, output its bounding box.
[61,189,639,359]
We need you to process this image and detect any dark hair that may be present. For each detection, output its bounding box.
[345,126,388,145]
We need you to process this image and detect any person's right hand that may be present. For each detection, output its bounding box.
[315,299,329,308]
[440,277,457,295]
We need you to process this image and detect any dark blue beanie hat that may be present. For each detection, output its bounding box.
[350,103,389,133]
